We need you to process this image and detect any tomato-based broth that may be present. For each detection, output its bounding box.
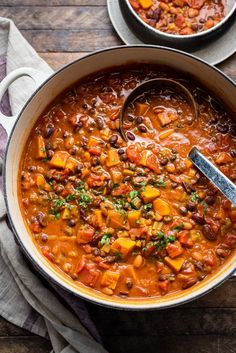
[19,66,236,299]
[129,0,226,35]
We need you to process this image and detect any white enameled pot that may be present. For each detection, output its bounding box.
[1,46,236,310]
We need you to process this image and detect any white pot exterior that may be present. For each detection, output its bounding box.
[3,46,236,310]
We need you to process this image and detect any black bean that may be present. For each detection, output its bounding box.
[41,234,48,242]
[93,248,100,256]
[127,114,135,122]
[126,131,135,141]
[45,142,51,150]
[205,195,216,205]
[47,150,54,159]
[37,212,48,227]
[74,121,83,132]
[186,201,196,211]
[160,157,168,166]
[44,123,55,138]
[202,224,217,241]
[109,134,118,145]
[136,116,144,125]
[138,125,147,133]
[91,156,100,166]
[82,103,88,109]
[96,116,104,130]
[118,149,125,155]
[182,182,196,194]
[124,175,131,182]
[120,154,128,161]
[199,18,205,23]
[230,149,236,158]
[216,123,229,133]
[126,278,133,289]
[152,8,161,20]
[179,206,188,216]
[191,213,205,225]
[182,277,197,289]
[68,219,76,227]
[171,182,178,189]
[191,24,199,31]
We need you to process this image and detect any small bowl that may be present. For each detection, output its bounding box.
[120,0,236,50]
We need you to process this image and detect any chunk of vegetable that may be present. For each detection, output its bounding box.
[88,136,102,155]
[106,210,127,228]
[111,237,136,257]
[77,226,95,244]
[159,129,175,140]
[153,198,171,216]
[157,111,178,127]
[141,185,160,203]
[36,135,47,159]
[61,207,71,220]
[166,241,183,258]
[216,152,233,165]
[101,270,120,289]
[128,210,141,228]
[93,209,104,228]
[110,169,123,184]
[139,0,153,9]
[50,151,70,168]
[140,150,161,174]
[135,102,149,115]
[36,174,52,191]
[65,156,80,172]
[106,149,120,167]
[164,256,185,272]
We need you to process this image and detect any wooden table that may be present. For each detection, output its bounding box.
[0,1,235,353]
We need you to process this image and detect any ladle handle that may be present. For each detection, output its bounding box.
[189,147,236,206]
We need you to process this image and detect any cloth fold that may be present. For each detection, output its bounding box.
[0,17,108,353]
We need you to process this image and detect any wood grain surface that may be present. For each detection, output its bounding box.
[0,1,235,353]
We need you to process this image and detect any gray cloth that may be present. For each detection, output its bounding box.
[0,17,108,353]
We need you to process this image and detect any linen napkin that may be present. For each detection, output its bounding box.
[0,17,108,353]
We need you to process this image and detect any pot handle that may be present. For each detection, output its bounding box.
[0,67,50,136]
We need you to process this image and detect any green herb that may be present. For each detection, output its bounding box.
[143,203,152,211]
[136,219,140,225]
[79,194,91,208]
[42,157,50,162]
[155,178,166,188]
[136,181,147,187]
[113,198,126,210]
[40,147,46,153]
[66,194,77,202]
[53,198,66,208]
[55,212,61,220]
[191,192,200,202]
[114,251,122,260]
[156,231,165,239]
[130,197,142,210]
[143,234,176,255]
[100,234,111,245]
[129,190,139,199]
[173,223,184,233]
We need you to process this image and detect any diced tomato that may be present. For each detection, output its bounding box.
[175,14,185,28]
[230,210,236,223]
[203,251,216,267]
[87,174,105,187]
[158,280,169,295]
[77,226,95,244]
[129,226,148,238]
[82,267,100,287]
[126,144,141,164]
[88,145,102,155]
[186,0,205,9]
[112,183,132,196]
[129,0,140,10]
[166,241,183,258]
[30,221,41,234]
[178,231,193,248]
[224,233,236,249]
[146,153,161,174]
[75,258,86,274]
[41,246,54,261]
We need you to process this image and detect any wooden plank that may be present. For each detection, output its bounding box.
[21,29,122,52]
[87,305,236,336]
[102,335,236,353]
[0,0,106,5]
[39,52,87,69]
[0,337,51,353]
[0,6,111,30]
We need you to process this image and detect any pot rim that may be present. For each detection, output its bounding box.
[3,45,236,310]
[123,0,236,41]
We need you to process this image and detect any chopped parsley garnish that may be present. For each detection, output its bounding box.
[100,234,111,245]
[113,198,126,210]
[155,178,166,188]
[143,203,152,211]
[55,212,61,220]
[79,194,91,208]
[114,251,122,260]
[129,190,139,199]
[53,198,66,208]
[143,233,176,254]
[191,191,201,202]
[173,223,184,233]
[66,194,77,202]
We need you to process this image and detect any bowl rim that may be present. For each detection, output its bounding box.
[123,0,236,41]
[3,45,236,310]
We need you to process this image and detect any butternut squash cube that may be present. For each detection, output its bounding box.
[111,238,136,257]
[61,207,71,220]
[93,209,104,228]
[153,198,170,216]
[141,185,160,203]
[216,152,233,165]
[106,210,127,229]
[36,174,52,191]
[135,102,149,115]
[36,135,47,159]
[164,256,185,273]
[50,151,70,168]
[139,0,153,9]
[101,270,120,290]
[157,112,178,127]
[110,169,123,184]
[128,210,141,228]
[106,149,120,167]
[65,156,80,172]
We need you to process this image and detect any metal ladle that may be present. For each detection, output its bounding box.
[119,78,236,205]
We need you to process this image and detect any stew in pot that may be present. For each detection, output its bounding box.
[129,0,226,35]
[19,65,236,298]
